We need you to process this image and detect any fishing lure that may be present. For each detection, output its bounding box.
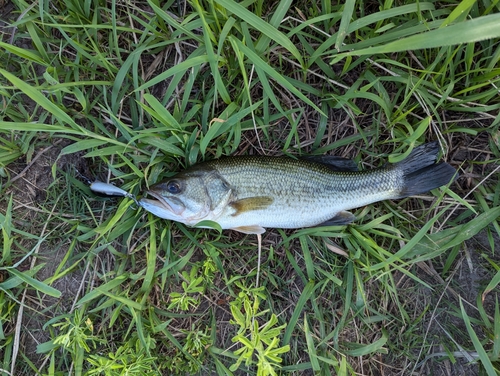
[90,181,140,206]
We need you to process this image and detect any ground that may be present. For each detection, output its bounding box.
[1,0,499,375]
[4,129,499,375]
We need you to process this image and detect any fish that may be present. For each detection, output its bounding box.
[139,142,457,234]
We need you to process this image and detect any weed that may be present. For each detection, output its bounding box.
[229,283,290,375]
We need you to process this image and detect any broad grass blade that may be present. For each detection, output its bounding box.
[332,13,500,61]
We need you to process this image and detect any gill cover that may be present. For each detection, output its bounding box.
[140,170,234,225]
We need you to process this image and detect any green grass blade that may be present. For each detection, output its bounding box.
[191,0,230,105]
[98,291,144,311]
[408,206,500,262]
[335,0,356,51]
[142,94,182,129]
[332,13,500,60]
[0,41,47,65]
[303,314,320,371]
[141,221,157,293]
[199,100,262,154]
[283,280,316,345]
[311,3,436,61]
[254,0,293,53]
[147,0,202,42]
[494,299,500,360]
[139,136,185,157]
[460,299,498,376]
[75,274,128,306]
[135,54,210,92]
[8,268,61,298]
[345,332,388,357]
[230,37,323,114]
[214,0,304,65]
[299,237,315,280]
[440,0,476,27]
[367,206,447,271]
[0,69,81,129]
[0,195,14,264]
[482,268,500,302]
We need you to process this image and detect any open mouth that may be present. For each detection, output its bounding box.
[144,190,173,211]
[139,190,185,218]
[138,192,177,220]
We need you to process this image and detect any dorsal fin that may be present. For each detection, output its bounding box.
[303,155,358,172]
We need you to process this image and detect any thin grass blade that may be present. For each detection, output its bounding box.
[335,0,356,51]
[460,299,498,376]
[283,280,315,345]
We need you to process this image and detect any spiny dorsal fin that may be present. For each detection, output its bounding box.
[303,155,359,172]
[229,196,274,216]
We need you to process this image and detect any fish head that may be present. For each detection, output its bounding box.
[139,169,233,226]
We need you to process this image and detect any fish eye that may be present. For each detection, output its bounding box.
[166,180,182,194]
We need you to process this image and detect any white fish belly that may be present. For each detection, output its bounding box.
[215,186,399,229]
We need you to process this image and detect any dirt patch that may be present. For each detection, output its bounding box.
[19,244,85,364]
[408,230,500,376]
[3,139,90,371]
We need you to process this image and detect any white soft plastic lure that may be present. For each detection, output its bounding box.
[90,181,140,206]
[90,181,129,196]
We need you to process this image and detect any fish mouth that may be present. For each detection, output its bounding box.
[145,190,172,209]
[139,190,184,217]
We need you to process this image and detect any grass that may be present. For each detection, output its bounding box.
[1,0,500,374]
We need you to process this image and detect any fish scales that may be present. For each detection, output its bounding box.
[139,142,457,234]
[202,156,401,228]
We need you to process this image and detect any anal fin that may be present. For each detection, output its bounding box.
[319,211,356,226]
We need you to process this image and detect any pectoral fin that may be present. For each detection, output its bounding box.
[229,196,274,216]
[230,225,266,234]
[319,211,356,226]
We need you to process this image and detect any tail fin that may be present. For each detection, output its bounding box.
[394,142,457,198]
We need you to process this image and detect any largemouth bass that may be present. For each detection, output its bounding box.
[139,142,456,234]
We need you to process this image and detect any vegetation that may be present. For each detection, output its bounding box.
[1,0,499,375]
